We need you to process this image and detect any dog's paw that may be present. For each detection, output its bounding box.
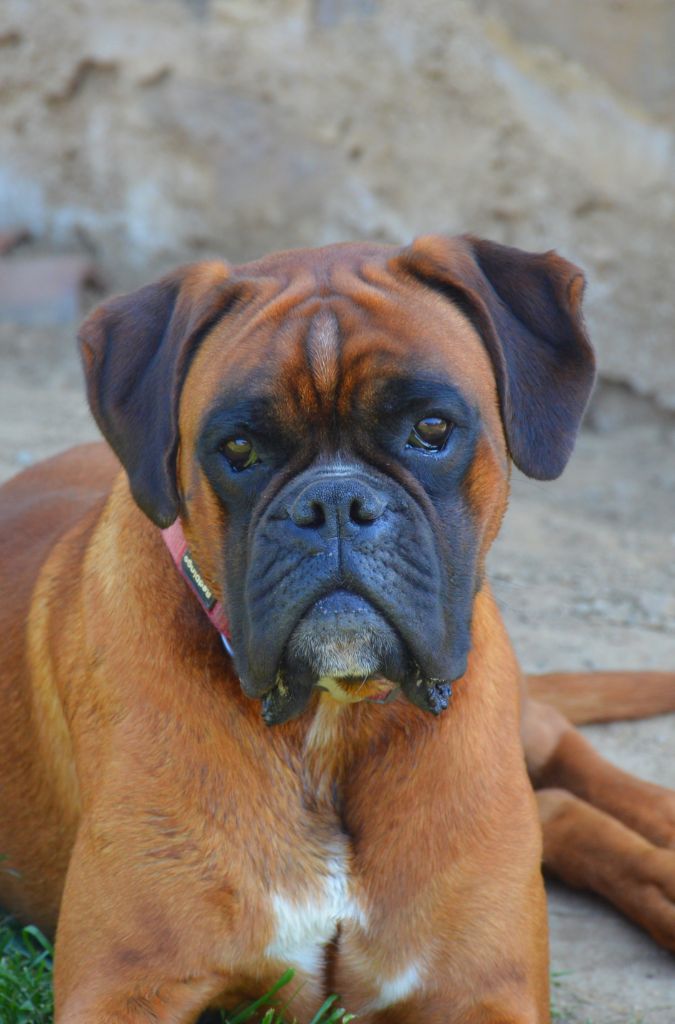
[624,846,675,951]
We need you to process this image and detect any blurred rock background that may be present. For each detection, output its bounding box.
[1,3,674,1021]
[1,0,674,416]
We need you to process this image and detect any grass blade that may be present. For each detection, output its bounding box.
[226,968,296,1024]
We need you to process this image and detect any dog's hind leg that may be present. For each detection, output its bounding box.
[526,670,675,725]
[522,682,675,948]
[522,677,675,851]
[536,787,675,952]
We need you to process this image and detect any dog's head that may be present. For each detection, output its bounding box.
[79,236,595,723]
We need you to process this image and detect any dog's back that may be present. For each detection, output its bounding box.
[0,442,118,931]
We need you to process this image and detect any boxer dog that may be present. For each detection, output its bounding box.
[0,235,673,1023]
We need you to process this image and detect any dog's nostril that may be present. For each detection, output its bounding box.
[350,496,381,524]
[310,500,326,528]
[349,491,387,524]
[291,496,326,528]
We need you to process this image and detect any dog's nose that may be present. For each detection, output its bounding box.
[290,477,387,534]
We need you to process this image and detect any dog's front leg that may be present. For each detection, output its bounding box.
[344,978,549,1019]
[56,979,222,1024]
[52,829,231,1024]
[348,988,547,1024]
[332,869,550,1024]
[54,943,225,1024]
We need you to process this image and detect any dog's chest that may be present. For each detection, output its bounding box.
[264,845,366,975]
[264,702,367,975]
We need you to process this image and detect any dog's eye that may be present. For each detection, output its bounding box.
[220,436,260,470]
[407,417,453,452]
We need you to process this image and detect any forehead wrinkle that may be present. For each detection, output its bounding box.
[305,308,340,400]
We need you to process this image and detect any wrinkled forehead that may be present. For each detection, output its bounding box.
[179,252,501,441]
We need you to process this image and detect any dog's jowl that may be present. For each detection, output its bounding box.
[1,235,674,1024]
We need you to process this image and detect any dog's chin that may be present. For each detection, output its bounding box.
[286,591,405,679]
[259,591,456,725]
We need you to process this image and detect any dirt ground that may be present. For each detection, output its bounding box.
[0,323,673,1021]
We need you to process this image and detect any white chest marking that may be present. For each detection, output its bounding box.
[368,961,424,1011]
[265,856,367,976]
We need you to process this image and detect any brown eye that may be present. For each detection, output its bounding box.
[407,417,452,452]
[220,436,259,470]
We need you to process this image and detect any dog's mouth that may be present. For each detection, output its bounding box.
[259,590,453,725]
[314,674,399,705]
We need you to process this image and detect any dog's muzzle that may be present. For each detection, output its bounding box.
[233,465,465,725]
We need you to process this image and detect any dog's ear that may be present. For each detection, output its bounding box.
[397,234,596,480]
[79,261,236,526]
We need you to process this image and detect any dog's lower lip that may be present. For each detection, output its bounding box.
[314,675,399,704]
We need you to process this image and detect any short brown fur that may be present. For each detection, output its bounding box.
[0,238,673,1024]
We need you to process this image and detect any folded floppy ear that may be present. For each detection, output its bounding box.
[397,234,596,480]
[78,261,236,526]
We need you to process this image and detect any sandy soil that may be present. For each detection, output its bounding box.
[1,323,673,1021]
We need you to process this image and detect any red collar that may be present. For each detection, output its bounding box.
[161,519,233,655]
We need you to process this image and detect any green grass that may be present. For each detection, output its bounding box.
[217,969,356,1024]
[0,918,53,1024]
[0,919,355,1024]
